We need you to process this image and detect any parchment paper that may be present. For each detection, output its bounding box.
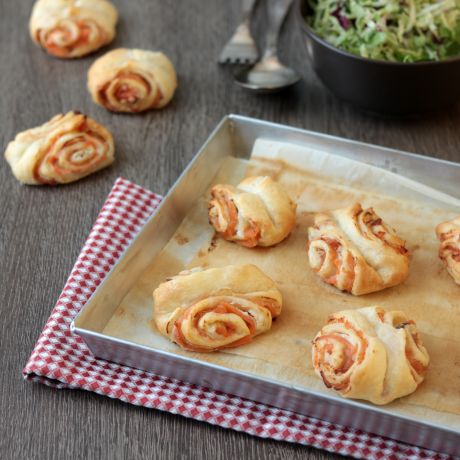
[104,139,460,431]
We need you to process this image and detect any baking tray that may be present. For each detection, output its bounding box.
[72,115,460,455]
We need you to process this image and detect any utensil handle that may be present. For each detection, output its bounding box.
[264,0,294,58]
[240,0,258,24]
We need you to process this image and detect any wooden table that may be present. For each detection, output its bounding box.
[1,0,459,458]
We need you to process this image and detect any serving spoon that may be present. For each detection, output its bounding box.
[233,0,300,93]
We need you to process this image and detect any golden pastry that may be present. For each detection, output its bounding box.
[307,203,409,295]
[4,111,114,185]
[312,306,429,405]
[153,265,282,352]
[29,0,118,58]
[208,176,297,248]
[87,48,177,113]
[436,216,460,285]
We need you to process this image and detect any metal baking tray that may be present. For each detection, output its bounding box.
[72,115,460,456]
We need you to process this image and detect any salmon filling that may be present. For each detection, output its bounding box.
[443,244,460,262]
[253,297,281,317]
[172,302,257,352]
[239,220,261,248]
[313,319,368,391]
[209,191,238,237]
[114,73,157,104]
[320,237,356,292]
[42,21,103,57]
[209,191,261,246]
[97,72,162,112]
[33,122,109,184]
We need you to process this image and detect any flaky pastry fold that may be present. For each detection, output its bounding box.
[208,176,296,248]
[4,111,114,185]
[312,306,429,405]
[308,203,409,295]
[153,265,282,352]
[436,216,460,285]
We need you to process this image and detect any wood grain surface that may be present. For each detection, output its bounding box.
[1,0,459,459]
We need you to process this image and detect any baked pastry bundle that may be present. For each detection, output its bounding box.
[29,0,118,58]
[208,176,296,248]
[4,111,114,185]
[153,264,282,352]
[88,48,178,113]
[20,0,441,408]
[312,306,429,405]
[307,203,410,295]
[436,216,460,285]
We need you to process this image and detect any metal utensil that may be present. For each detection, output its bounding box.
[233,0,300,93]
[218,0,259,65]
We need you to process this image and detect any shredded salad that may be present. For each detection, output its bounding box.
[307,0,460,62]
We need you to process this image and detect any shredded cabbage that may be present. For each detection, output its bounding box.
[307,0,460,62]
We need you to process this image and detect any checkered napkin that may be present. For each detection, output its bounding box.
[23,178,450,460]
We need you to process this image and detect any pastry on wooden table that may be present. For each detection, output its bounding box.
[307,203,409,295]
[88,48,177,113]
[29,0,118,58]
[153,264,282,352]
[4,111,114,185]
[208,176,297,248]
[436,216,460,285]
[312,306,429,405]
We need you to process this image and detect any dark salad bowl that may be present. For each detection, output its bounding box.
[295,0,460,115]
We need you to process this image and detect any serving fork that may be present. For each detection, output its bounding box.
[218,0,259,65]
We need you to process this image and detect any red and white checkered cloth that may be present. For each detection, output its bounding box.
[23,178,452,460]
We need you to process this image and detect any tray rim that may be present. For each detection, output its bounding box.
[228,113,460,170]
[71,114,460,452]
[74,325,460,437]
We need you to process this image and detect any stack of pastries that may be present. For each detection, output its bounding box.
[153,177,294,352]
[149,174,457,407]
[11,0,453,412]
[4,0,179,185]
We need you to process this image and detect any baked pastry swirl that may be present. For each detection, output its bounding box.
[153,265,282,352]
[307,203,409,295]
[312,306,429,405]
[88,48,178,113]
[4,111,114,185]
[29,0,118,58]
[208,176,297,248]
[436,216,460,285]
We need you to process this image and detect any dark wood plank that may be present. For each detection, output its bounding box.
[1,0,459,459]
